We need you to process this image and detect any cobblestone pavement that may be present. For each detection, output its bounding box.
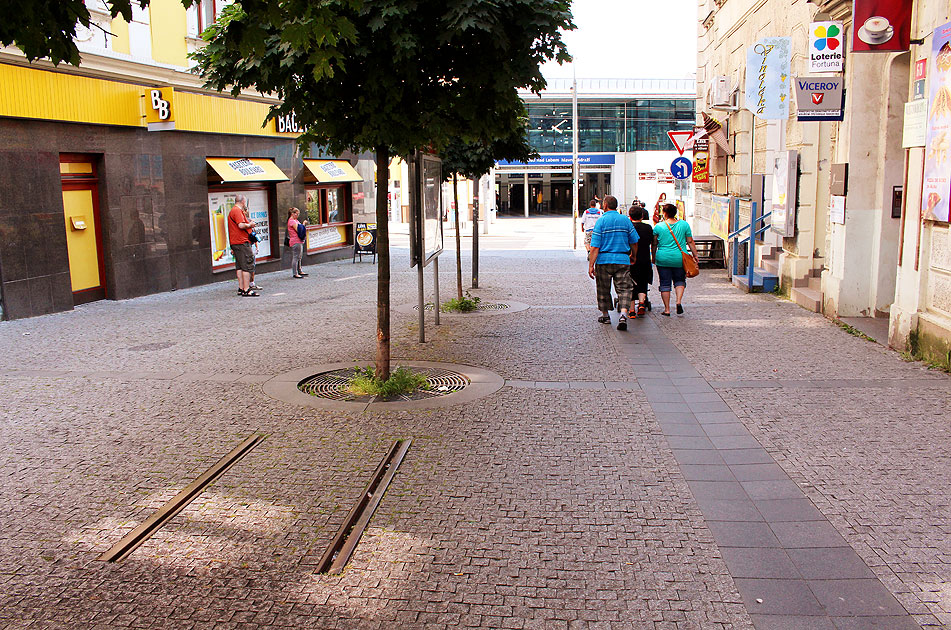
[0,216,948,629]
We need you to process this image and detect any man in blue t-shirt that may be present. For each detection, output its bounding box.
[588,195,639,331]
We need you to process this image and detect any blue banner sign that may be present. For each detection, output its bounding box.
[497,154,616,167]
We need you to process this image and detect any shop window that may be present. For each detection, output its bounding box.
[304,184,353,252]
[207,186,278,271]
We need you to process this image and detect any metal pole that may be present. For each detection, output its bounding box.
[417,263,425,343]
[433,256,440,326]
[572,70,579,249]
[472,189,479,288]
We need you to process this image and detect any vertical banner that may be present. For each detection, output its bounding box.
[922,21,951,223]
[710,194,731,239]
[692,132,710,184]
[851,0,913,53]
[809,22,844,72]
[745,37,792,120]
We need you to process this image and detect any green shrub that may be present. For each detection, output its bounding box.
[347,366,429,398]
[441,292,481,313]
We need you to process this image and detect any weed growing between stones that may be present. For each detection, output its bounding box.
[347,366,430,398]
[440,292,481,312]
[833,318,876,343]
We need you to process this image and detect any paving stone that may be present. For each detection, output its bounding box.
[733,578,824,616]
[718,548,800,579]
[787,548,876,579]
[768,522,849,549]
[706,521,781,548]
[808,579,909,617]
[754,499,826,523]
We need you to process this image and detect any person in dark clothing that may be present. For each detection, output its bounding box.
[628,205,654,317]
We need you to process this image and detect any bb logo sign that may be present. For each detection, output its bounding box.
[143,87,175,130]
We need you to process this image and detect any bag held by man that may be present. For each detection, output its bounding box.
[666,222,699,278]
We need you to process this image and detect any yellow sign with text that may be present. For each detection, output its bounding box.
[143,87,175,130]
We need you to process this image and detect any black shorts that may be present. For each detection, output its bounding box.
[231,243,255,272]
[630,263,653,296]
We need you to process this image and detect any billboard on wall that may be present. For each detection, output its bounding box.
[922,21,951,223]
[809,21,844,72]
[208,190,271,268]
[710,195,731,240]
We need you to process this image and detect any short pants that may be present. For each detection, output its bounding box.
[231,242,255,272]
[656,265,686,292]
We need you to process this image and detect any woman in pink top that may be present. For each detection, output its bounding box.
[287,207,309,278]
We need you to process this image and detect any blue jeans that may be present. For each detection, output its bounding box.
[656,265,686,292]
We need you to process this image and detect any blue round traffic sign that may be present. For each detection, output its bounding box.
[671,157,693,180]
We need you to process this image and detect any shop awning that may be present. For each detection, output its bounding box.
[302,159,363,183]
[206,158,289,183]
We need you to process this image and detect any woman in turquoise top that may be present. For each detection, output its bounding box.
[651,204,700,316]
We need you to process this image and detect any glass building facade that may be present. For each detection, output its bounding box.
[526,99,695,154]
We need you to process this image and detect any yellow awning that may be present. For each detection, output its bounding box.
[206,158,289,183]
[302,159,363,183]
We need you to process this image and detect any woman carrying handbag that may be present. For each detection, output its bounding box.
[651,203,700,316]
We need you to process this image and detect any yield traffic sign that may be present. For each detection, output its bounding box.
[667,130,694,156]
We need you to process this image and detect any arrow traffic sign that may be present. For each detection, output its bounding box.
[667,130,694,156]
[671,157,693,180]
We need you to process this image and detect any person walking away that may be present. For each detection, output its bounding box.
[652,192,667,224]
[652,203,700,316]
[287,207,309,278]
[588,195,639,331]
[580,199,603,254]
[628,205,654,316]
[227,194,258,297]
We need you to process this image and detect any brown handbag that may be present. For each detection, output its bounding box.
[666,221,699,278]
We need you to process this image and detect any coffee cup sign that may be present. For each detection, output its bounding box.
[851,0,912,53]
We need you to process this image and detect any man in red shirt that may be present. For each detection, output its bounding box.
[227,195,258,296]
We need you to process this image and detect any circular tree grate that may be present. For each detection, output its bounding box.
[298,367,470,403]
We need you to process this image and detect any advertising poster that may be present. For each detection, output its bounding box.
[771,150,798,236]
[809,21,844,72]
[923,21,951,224]
[207,189,270,268]
[307,226,347,251]
[355,223,378,255]
[710,195,731,239]
[744,37,791,120]
[851,0,912,53]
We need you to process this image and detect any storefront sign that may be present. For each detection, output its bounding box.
[354,223,378,255]
[902,100,927,148]
[275,112,305,134]
[638,172,657,181]
[144,87,175,131]
[851,0,913,53]
[744,37,792,120]
[692,151,709,184]
[794,77,844,121]
[922,21,951,223]
[208,189,271,268]
[809,21,844,72]
[496,154,615,167]
[830,195,846,225]
[206,158,289,183]
[710,194,730,239]
[307,225,347,250]
[771,150,798,236]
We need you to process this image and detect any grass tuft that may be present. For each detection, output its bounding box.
[347,366,430,398]
[440,292,481,313]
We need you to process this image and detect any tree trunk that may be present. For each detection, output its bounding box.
[375,147,390,381]
[453,172,463,300]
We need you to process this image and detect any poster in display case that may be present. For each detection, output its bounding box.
[208,189,271,268]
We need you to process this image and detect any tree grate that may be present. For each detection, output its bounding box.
[413,302,510,312]
[298,367,470,402]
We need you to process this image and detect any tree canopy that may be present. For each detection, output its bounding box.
[192,0,573,157]
[0,0,196,65]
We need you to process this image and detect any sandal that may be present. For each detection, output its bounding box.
[598,315,611,324]
[240,289,260,297]
[662,311,670,316]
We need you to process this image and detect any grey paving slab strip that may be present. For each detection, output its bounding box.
[610,311,923,630]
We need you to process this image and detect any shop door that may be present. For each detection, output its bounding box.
[60,157,105,304]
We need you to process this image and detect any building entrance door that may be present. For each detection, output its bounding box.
[550,183,571,214]
[60,156,105,304]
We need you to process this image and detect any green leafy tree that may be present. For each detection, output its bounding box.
[440,130,538,299]
[192,0,572,379]
[0,0,197,65]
